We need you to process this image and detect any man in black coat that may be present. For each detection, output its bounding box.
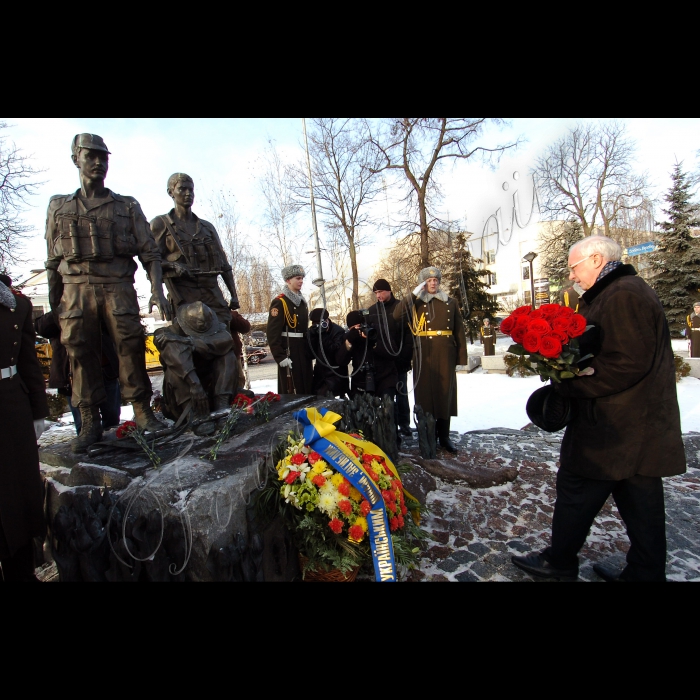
[512,235,686,582]
[307,308,349,397]
[367,279,414,435]
[0,274,49,582]
[337,310,398,399]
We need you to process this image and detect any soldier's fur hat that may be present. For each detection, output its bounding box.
[694,301,700,308]
[177,301,224,338]
[418,266,442,283]
[282,264,305,281]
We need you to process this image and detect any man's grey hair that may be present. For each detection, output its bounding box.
[570,235,622,263]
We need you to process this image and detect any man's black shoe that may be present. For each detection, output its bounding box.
[399,425,413,437]
[511,552,578,580]
[592,563,625,582]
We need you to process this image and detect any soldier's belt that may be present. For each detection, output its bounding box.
[692,328,700,332]
[63,275,128,284]
[282,332,304,338]
[417,330,452,336]
[0,365,18,380]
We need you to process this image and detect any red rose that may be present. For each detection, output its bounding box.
[348,525,364,541]
[551,329,570,345]
[527,318,552,336]
[511,325,527,344]
[329,518,343,534]
[556,306,575,319]
[539,334,563,359]
[511,305,532,316]
[514,314,531,329]
[291,452,306,466]
[307,451,322,465]
[311,474,326,487]
[389,517,399,532]
[360,500,371,516]
[339,499,353,515]
[337,481,350,496]
[539,304,561,320]
[522,331,541,353]
[285,470,300,484]
[529,309,545,319]
[499,315,516,334]
[551,316,572,335]
[568,313,587,338]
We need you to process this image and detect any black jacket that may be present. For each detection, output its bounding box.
[308,321,349,397]
[336,325,398,397]
[367,295,413,374]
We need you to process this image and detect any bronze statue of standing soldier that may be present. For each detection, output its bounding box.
[45,134,170,452]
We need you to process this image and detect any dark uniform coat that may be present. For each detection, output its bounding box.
[367,295,413,375]
[0,292,49,558]
[151,210,232,328]
[394,292,468,420]
[336,327,398,397]
[687,312,700,358]
[480,323,496,356]
[556,265,686,481]
[267,293,313,395]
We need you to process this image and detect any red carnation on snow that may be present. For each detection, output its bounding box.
[539,334,563,359]
[291,452,306,466]
[360,500,371,517]
[116,421,137,439]
[568,313,587,337]
[329,518,343,534]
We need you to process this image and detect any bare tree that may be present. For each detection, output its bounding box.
[258,140,306,270]
[368,118,520,267]
[295,118,384,309]
[534,121,650,238]
[0,122,44,272]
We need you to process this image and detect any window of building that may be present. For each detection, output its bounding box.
[524,290,531,305]
[488,272,497,286]
[487,250,496,265]
[522,266,530,280]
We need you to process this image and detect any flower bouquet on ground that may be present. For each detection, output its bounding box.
[257,407,427,581]
[500,304,593,383]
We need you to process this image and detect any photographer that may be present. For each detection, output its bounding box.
[337,310,397,399]
[308,308,349,397]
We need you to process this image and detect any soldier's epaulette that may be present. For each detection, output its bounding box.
[48,193,71,203]
[275,294,285,300]
[11,288,22,296]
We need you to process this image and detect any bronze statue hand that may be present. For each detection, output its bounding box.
[149,289,172,322]
[228,297,240,311]
[189,382,210,417]
[172,262,192,278]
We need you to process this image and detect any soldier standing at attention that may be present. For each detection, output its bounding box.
[394,266,468,453]
[480,317,495,356]
[267,265,313,395]
[45,134,170,452]
[150,173,240,330]
[688,301,700,358]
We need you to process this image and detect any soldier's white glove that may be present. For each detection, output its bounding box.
[34,419,46,439]
[413,282,425,297]
[279,358,293,368]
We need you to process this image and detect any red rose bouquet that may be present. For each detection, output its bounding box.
[500,304,593,382]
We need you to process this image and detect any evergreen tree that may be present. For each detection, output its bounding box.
[649,162,700,336]
[539,219,584,290]
[442,232,501,344]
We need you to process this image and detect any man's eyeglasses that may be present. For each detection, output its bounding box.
[568,254,595,273]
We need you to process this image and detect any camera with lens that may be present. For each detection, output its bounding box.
[360,362,376,392]
[358,309,377,342]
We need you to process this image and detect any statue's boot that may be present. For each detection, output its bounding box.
[436,418,457,453]
[131,399,163,433]
[71,405,103,453]
[213,395,232,429]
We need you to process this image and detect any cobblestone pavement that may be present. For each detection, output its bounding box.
[402,429,700,582]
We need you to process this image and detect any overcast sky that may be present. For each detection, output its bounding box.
[5,117,699,299]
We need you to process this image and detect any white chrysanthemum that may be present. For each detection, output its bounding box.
[317,491,338,517]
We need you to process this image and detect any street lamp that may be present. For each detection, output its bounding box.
[522,251,538,309]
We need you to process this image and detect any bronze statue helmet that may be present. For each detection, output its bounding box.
[176,301,223,337]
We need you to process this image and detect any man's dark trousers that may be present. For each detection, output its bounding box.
[545,468,667,581]
[396,371,411,427]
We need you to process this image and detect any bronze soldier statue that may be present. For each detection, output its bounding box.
[150,173,239,332]
[154,301,238,435]
[45,134,170,452]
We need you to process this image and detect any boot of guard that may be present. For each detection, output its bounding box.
[71,405,103,453]
[437,418,458,453]
[131,399,163,433]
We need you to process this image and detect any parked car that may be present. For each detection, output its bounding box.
[244,346,267,365]
[250,330,267,347]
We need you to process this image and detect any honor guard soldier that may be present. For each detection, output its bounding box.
[480,317,496,356]
[150,173,240,331]
[394,266,468,452]
[687,301,700,358]
[267,265,313,395]
[45,133,170,452]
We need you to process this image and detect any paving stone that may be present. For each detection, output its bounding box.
[455,570,480,582]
